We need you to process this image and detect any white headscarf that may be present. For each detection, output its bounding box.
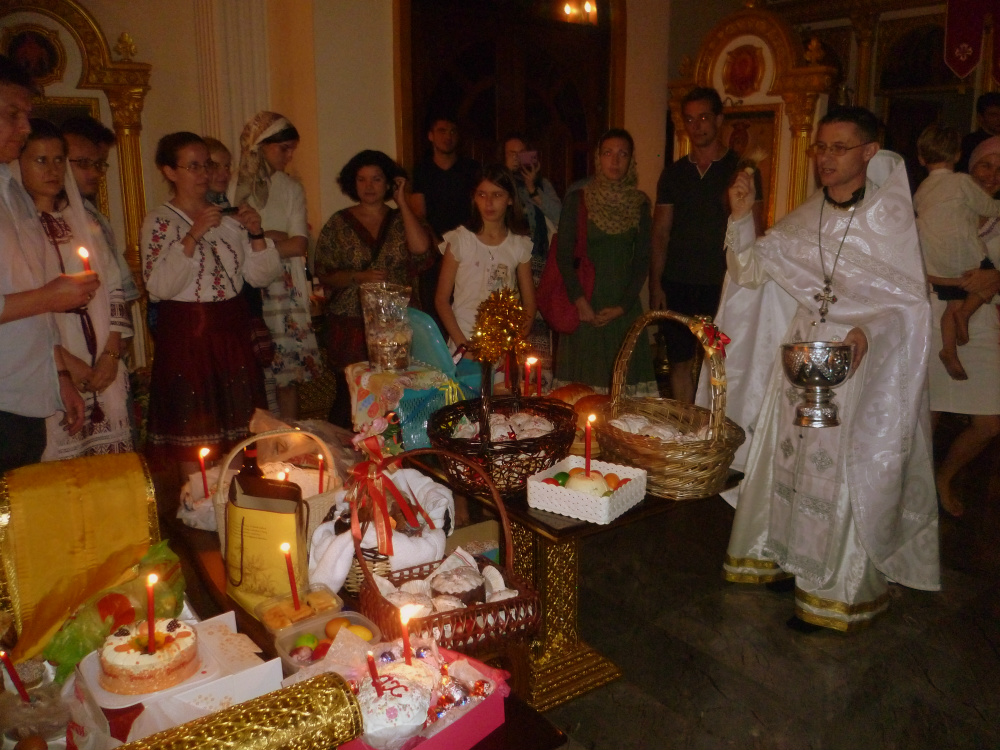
[231,111,293,209]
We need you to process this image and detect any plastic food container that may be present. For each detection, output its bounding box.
[254,583,344,635]
[527,456,647,524]
[275,610,382,674]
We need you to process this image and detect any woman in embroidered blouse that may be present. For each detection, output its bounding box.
[141,131,280,474]
[314,149,431,427]
[17,118,133,459]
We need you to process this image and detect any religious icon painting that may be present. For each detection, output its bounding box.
[1,24,66,87]
[723,44,765,98]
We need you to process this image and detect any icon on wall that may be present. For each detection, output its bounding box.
[723,44,764,99]
[2,25,66,87]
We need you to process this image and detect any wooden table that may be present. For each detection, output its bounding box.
[163,516,567,750]
[408,458,741,711]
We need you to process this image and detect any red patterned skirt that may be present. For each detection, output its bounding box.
[146,296,267,463]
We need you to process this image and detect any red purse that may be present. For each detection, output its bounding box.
[536,193,593,334]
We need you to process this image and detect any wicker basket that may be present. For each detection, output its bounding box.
[594,310,745,500]
[426,395,576,497]
[354,448,540,654]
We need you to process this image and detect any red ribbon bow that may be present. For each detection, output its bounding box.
[347,437,436,557]
[696,322,731,358]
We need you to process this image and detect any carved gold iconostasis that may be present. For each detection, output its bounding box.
[0,0,152,366]
[669,4,836,225]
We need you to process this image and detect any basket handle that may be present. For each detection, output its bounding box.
[214,428,338,550]
[351,446,517,589]
[609,309,729,441]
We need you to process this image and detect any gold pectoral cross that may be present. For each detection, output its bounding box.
[814,283,837,323]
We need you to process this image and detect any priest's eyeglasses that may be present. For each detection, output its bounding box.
[69,158,110,174]
[806,141,873,157]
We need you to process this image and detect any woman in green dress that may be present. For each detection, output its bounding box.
[553,128,656,393]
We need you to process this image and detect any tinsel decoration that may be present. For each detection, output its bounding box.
[467,288,530,364]
[117,672,363,750]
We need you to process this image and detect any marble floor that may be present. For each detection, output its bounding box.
[545,416,1000,750]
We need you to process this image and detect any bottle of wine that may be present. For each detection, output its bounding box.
[240,447,264,478]
[230,445,299,507]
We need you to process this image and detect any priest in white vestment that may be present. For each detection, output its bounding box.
[711,107,940,631]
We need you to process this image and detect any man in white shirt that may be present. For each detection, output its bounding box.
[0,55,98,473]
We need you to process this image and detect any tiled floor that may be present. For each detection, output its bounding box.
[545,417,1000,750]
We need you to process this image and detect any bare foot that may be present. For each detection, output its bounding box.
[936,474,965,517]
[939,349,969,381]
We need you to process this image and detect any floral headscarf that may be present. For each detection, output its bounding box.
[233,111,294,209]
[583,146,645,235]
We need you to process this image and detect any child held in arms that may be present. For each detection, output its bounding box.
[914,123,1000,380]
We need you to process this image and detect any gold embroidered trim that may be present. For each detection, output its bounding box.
[140,455,161,543]
[795,587,891,615]
[724,553,782,570]
[795,607,879,632]
[0,474,13,620]
[724,570,791,584]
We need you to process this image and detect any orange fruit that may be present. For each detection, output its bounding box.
[569,467,586,476]
[604,473,620,490]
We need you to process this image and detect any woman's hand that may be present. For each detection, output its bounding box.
[190,204,223,241]
[521,161,540,194]
[88,352,119,392]
[62,350,94,393]
[392,176,408,205]
[959,267,1000,301]
[728,171,756,221]
[355,268,387,284]
[593,306,624,327]
[575,297,595,323]
[236,205,264,236]
[844,327,868,377]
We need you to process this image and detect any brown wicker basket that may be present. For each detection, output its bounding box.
[594,310,745,500]
[354,448,541,653]
[345,547,391,595]
[426,395,575,497]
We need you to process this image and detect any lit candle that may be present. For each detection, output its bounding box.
[277,471,287,482]
[77,247,91,272]
[399,604,421,665]
[280,542,300,610]
[524,357,534,398]
[317,454,324,494]
[198,447,210,498]
[366,651,384,697]
[0,650,30,702]
[585,414,595,476]
[146,573,158,655]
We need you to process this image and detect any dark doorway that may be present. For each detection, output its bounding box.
[409,0,612,195]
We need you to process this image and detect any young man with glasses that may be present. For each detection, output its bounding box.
[715,106,939,632]
[62,116,138,303]
[649,86,761,403]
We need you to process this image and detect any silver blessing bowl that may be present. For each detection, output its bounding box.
[781,341,854,427]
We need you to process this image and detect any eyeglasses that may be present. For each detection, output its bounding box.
[68,158,110,174]
[683,113,716,125]
[806,142,873,157]
[207,160,231,173]
[30,155,66,168]
[176,162,208,174]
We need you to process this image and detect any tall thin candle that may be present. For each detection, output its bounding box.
[366,651,384,697]
[146,573,158,655]
[524,358,534,398]
[399,604,421,665]
[585,414,595,476]
[0,650,30,702]
[77,247,91,272]
[317,454,325,494]
[198,447,210,498]
[280,542,301,610]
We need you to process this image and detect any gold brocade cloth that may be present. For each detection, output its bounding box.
[0,453,158,660]
[118,672,363,750]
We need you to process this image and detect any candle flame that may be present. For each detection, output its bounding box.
[588,413,596,423]
[277,471,286,481]
[280,542,291,553]
[564,3,571,13]
[0,650,6,658]
[400,603,423,625]
[199,447,210,458]
[527,356,538,365]
[77,247,89,260]
[147,573,158,585]
[317,453,323,461]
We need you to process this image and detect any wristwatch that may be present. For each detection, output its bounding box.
[248,230,265,240]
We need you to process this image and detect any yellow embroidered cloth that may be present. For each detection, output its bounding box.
[0,453,158,660]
